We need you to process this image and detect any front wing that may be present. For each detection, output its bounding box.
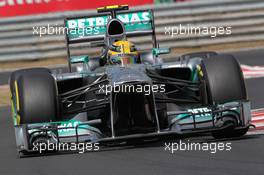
[14,100,251,154]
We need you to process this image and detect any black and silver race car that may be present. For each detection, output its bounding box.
[9,5,251,156]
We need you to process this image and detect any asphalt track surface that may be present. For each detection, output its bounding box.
[0,49,264,175]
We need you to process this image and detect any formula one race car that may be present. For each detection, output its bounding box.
[10,5,251,156]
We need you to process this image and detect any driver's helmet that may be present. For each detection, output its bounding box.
[108,40,139,65]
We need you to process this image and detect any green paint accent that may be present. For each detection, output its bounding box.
[10,91,19,126]
[152,48,171,56]
[28,120,99,137]
[11,98,17,125]
[174,104,240,125]
[191,67,198,82]
[70,55,89,64]
[175,113,213,124]
[66,11,153,40]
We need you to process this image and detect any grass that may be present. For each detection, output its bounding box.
[0,85,10,107]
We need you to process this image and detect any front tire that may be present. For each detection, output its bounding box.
[201,54,247,104]
[10,69,58,124]
[212,127,249,139]
[200,54,248,139]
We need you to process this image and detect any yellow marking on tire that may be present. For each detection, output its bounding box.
[11,98,17,125]
[197,65,203,77]
[17,114,21,125]
[14,81,20,111]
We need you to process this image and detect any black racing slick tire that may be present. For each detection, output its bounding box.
[212,127,249,139]
[200,54,248,139]
[211,115,249,139]
[200,54,247,104]
[181,51,218,59]
[10,69,58,124]
[165,52,217,63]
[9,68,50,91]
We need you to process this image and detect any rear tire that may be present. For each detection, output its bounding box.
[10,69,58,124]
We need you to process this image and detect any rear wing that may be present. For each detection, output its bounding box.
[64,10,156,45]
[64,9,157,72]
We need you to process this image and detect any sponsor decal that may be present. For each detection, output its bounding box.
[174,107,213,124]
[187,107,211,117]
[66,11,152,40]
[57,121,79,134]
[67,11,151,29]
